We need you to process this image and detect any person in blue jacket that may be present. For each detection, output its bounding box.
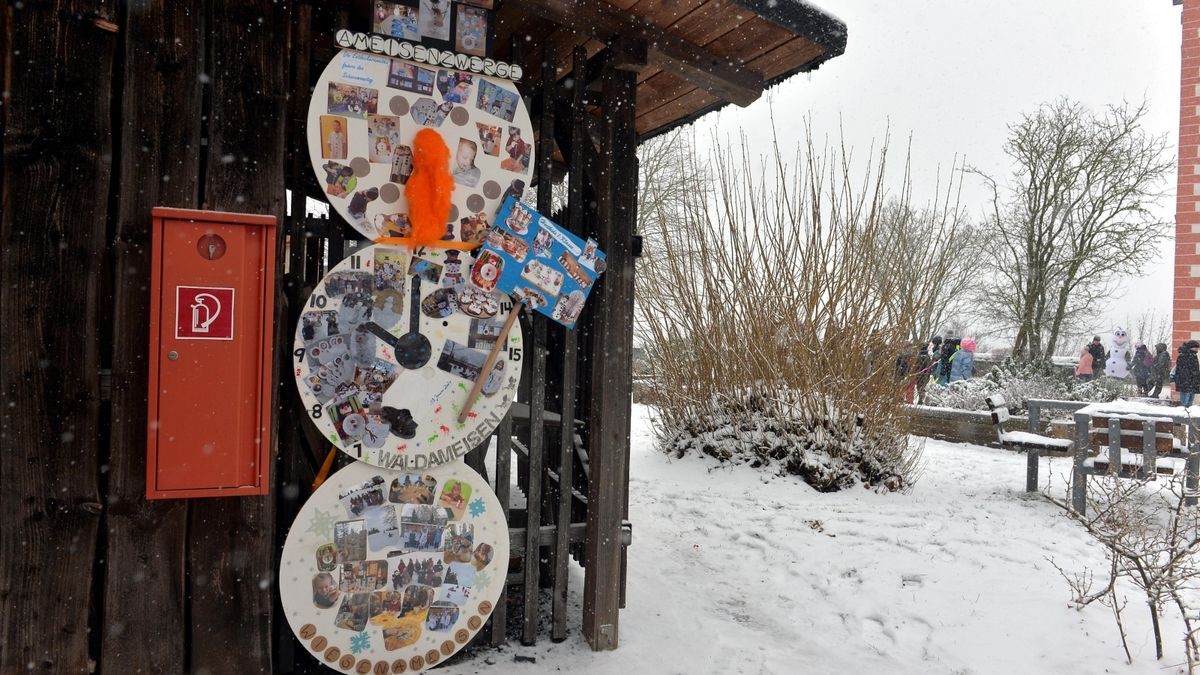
[948,337,976,382]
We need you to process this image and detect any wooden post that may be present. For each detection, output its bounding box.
[101,3,205,671]
[490,413,514,646]
[0,2,113,672]
[185,3,286,672]
[1072,412,1090,514]
[583,52,637,652]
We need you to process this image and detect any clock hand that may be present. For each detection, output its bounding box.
[358,321,402,349]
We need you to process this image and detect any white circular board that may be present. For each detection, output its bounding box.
[293,243,522,470]
[281,460,509,673]
[309,48,535,242]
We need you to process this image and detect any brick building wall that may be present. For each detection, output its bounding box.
[1178,0,1200,367]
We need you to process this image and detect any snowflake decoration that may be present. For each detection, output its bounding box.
[350,631,371,654]
[306,507,337,539]
[474,569,493,592]
[468,498,486,518]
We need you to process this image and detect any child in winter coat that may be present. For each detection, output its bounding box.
[948,338,976,382]
[1131,342,1152,395]
[1074,345,1094,383]
[1150,343,1171,398]
[1176,341,1200,407]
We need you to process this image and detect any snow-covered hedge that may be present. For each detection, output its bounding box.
[922,357,1124,413]
[659,387,919,493]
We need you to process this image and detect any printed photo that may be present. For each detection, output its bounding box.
[375,248,409,291]
[442,522,475,563]
[580,238,601,271]
[388,60,436,95]
[459,0,493,7]
[531,228,553,258]
[437,70,475,104]
[339,474,388,517]
[369,589,406,629]
[328,82,379,119]
[319,115,349,159]
[512,286,547,309]
[421,287,457,318]
[472,542,494,571]
[322,160,357,198]
[476,80,519,122]
[389,474,437,505]
[361,413,391,449]
[408,257,443,284]
[452,138,481,188]
[300,310,341,342]
[502,178,526,204]
[327,395,367,442]
[375,213,412,243]
[435,339,496,388]
[410,98,452,127]
[426,601,461,632]
[501,126,531,173]
[354,359,400,399]
[340,559,390,593]
[390,555,446,589]
[334,520,367,564]
[316,543,338,572]
[442,249,465,286]
[476,123,501,157]
[438,479,473,520]
[334,592,371,631]
[418,0,451,41]
[400,503,449,552]
[485,228,528,262]
[365,505,401,550]
[467,317,505,350]
[455,285,501,318]
[551,290,586,326]
[443,562,477,588]
[458,212,490,244]
[454,4,489,57]
[389,144,414,184]
[383,622,422,650]
[521,259,565,296]
[368,114,401,163]
[312,572,341,609]
[374,0,419,40]
[439,584,471,607]
[558,251,594,289]
[470,250,504,292]
[400,583,436,619]
[347,187,380,222]
[504,201,533,234]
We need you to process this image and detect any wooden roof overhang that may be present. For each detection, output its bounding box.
[491,0,847,138]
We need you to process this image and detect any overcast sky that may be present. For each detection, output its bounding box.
[693,0,1181,345]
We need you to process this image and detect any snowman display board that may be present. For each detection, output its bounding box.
[475,197,606,329]
[1106,326,1131,378]
[281,460,508,673]
[294,243,521,470]
[309,48,534,242]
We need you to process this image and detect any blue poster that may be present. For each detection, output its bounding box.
[472,196,606,328]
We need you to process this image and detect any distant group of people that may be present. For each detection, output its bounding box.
[1076,336,1199,406]
[896,335,976,404]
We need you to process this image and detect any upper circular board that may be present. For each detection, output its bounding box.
[309,48,535,242]
[280,460,509,673]
[293,243,522,470]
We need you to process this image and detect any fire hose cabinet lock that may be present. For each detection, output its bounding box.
[146,207,278,499]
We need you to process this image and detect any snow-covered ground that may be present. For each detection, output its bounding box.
[453,405,1185,674]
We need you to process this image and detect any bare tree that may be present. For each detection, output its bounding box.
[970,98,1173,361]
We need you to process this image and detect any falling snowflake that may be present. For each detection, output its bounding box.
[468,498,485,518]
[350,631,371,654]
[307,507,337,539]
[474,569,492,592]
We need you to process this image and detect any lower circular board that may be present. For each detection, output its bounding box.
[281,460,508,672]
[294,242,522,471]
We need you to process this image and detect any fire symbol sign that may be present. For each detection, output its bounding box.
[175,286,235,340]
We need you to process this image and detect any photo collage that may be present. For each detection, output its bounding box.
[296,466,500,657]
[475,196,607,329]
[293,244,523,467]
[371,0,494,57]
[311,49,534,243]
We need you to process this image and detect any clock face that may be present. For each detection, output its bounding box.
[279,460,509,672]
[308,48,535,243]
[293,243,522,470]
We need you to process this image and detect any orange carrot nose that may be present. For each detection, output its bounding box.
[405,128,453,247]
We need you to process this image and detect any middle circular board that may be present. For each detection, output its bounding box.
[294,243,522,470]
[308,48,536,243]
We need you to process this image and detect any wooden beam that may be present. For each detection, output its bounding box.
[505,0,763,106]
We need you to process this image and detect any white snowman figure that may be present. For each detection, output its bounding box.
[1105,326,1131,378]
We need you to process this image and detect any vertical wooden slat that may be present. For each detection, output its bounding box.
[550,45,588,644]
[0,2,114,672]
[101,2,205,671]
[583,52,637,652]
[186,2,287,672]
[490,412,514,646]
[1072,412,1090,514]
[522,42,556,646]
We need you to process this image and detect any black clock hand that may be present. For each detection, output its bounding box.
[358,321,402,349]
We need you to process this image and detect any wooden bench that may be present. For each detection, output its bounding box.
[1080,415,1184,478]
[986,395,1075,492]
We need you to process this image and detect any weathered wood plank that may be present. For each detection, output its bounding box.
[582,57,636,652]
[186,2,287,672]
[490,412,514,646]
[101,2,205,671]
[0,2,115,672]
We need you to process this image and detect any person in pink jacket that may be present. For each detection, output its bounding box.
[1075,345,1095,382]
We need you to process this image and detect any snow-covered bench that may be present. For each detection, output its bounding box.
[985,395,1074,493]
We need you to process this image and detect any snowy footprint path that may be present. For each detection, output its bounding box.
[454,406,1176,674]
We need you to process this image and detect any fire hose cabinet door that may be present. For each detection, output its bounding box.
[146,207,277,499]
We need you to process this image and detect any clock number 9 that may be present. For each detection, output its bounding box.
[294,347,305,362]
[309,294,327,308]
[310,404,322,419]
[507,347,522,362]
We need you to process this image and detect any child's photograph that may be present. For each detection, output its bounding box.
[333,519,367,563]
[437,70,474,104]
[322,160,356,197]
[373,0,419,40]
[438,479,473,520]
[476,122,501,157]
[454,4,489,57]
[388,473,437,504]
[328,82,379,119]
[452,138,481,187]
[531,228,553,258]
[418,0,451,41]
[501,126,531,173]
[339,474,387,517]
[400,583,436,619]
[389,144,414,183]
[333,592,371,631]
[400,504,448,552]
[319,115,349,159]
[339,559,389,592]
[368,589,406,629]
[388,60,435,95]
[425,601,461,632]
[367,114,400,162]
[472,542,494,571]
[312,572,341,608]
[475,80,519,122]
[408,257,443,284]
[382,622,422,651]
[442,522,475,563]
[365,504,401,550]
